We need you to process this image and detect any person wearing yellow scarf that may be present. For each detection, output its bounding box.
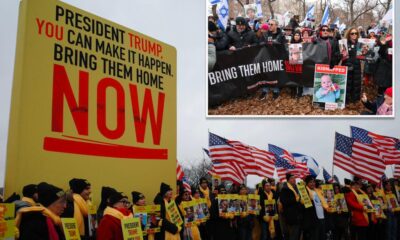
[279,173,302,240]
[17,182,66,240]
[302,175,326,240]
[131,191,157,240]
[154,182,182,240]
[382,179,398,240]
[259,179,279,240]
[97,191,133,240]
[66,178,91,239]
[177,188,201,240]
[345,180,369,240]
[199,177,212,209]
[332,183,351,240]
[14,184,38,213]
[237,184,254,240]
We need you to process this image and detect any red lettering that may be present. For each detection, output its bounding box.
[97,78,125,139]
[36,18,45,35]
[36,18,63,40]
[52,64,88,135]
[129,85,165,145]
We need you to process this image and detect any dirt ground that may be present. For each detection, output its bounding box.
[208,85,378,116]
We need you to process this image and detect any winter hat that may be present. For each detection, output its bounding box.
[344,178,352,186]
[384,87,393,98]
[260,23,269,31]
[160,182,172,197]
[304,175,315,184]
[131,191,145,204]
[22,184,38,198]
[235,17,246,25]
[37,182,65,207]
[208,21,218,32]
[101,186,117,204]
[69,178,91,194]
[108,192,127,206]
[286,173,295,181]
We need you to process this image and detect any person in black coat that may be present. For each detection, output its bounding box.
[332,184,350,240]
[259,179,281,240]
[18,182,66,240]
[228,17,259,50]
[374,35,392,95]
[314,25,341,68]
[279,174,302,240]
[342,27,362,104]
[210,184,236,240]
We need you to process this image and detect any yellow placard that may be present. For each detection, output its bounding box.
[193,198,210,222]
[334,193,348,212]
[371,200,386,219]
[166,201,183,226]
[61,218,81,240]
[121,217,144,240]
[386,193,400,211]
[357,194,375,213]
[321,184,336,212]
[133,205,160,235]
[6,0,176,204]
[247,194,260,215]
[0,219,15,239]
[0,204,15,220]
[181,200,197,227]
[373,191,387,210]
[297,182,312,208]
[264,199,277,217]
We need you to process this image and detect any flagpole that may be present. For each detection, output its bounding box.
[332,132,337,177]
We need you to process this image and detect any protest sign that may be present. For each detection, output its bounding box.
[334,193,348,212]
[181,201,197,227]
[247,194,260,215]
[193,198,209,222]
[371,200,385,219]
[358,194,374,213]
[133,205,161,235]
[212,175,221,190]
[5,0,176,204]
[289,44,303,64]
[121,217,144,240]
[322,184,336,212]
[386,194,400,211]
[338,39,348,60]
[166,201,184,226]
[264,199,277,217]
[312,64,347,110]
[62,218,81,240]
[297,181,313,208]
[373,191,387,210]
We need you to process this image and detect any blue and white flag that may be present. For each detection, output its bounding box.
[256,0,263,18]
[301,5,315,27]
[333,17,340,26]
[209,0,221,6]
[292,152,320,177]
[321,1,330,25]
[216,0,229,30]
[323,168,334,183]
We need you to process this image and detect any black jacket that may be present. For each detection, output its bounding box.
[209,197,236,240]
[214,31,230,51]
[154,195,183,240]
[19,211,65,240]
[343,40,362,102]
[264,28,286,45]
[279,183,302,225]
[315,36,341,67]
[228,28,259,49]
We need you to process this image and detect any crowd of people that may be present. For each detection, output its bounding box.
[2,174,400,240]
[208,11,393,115]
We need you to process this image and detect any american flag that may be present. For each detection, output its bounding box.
[203,148,210,157]
[323,168,334,183]
[275,157,296,182]
[211,161,245,184]
[177,162,184,181]
[269,144,310,181]
[182,177,191,193]
[351,126,400,165]
[209,133,275,180]
[333,132,385,184]
[394,165,400,178]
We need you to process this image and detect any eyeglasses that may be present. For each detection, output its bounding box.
[350,32,358,35]
[119,200,131,206]
[321,29,330,32]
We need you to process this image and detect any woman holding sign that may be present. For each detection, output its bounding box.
[259,179,280,240]
[345,180,369,240]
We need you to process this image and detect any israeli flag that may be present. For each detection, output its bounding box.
[256,0,263,18]
[333,17,340,26]
[292,153,320,177]
[209,0,221,5]
[216,0,229,31]
[339,23,346,32]
[302,5,315,26]
[321,1,330,25]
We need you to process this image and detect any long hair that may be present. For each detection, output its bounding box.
[345,27,359,41]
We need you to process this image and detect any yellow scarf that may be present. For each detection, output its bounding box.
[264,191,277,238]
[21,197,36,206]
[15,206,62,229]
[164,200,181,240]
[306,187,329,211]
[350,188,369,224]
[199,187,211,208]
[73,194,89,236]
[287,183,300,202]
[103,206,132,220]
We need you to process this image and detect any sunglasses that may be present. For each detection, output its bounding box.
[321,29,330,32]
[350,32,358,35]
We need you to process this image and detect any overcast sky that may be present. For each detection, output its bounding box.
[0,0,398,190]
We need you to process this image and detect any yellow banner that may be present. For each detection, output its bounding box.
[6,0,176,203]
[0,204,15,220]
[357,194,375,213]
[61,218,81,240]
[121,218,144,240]
[166,201,183,226]
[0,219,15,239]
[386,193,400,211]
[297,182,312,208]
[371,200,386,219]
[373,191,387,210]
[264,199,278,217]
[193,198,210,222]
[334,193,348,212]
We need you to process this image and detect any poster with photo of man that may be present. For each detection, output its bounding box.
[313,64,347,110]
[289,43,303,64]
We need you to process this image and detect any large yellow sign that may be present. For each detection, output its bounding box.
[6,0,176,203]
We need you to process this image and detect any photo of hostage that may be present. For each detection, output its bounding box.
[315,75,341,103]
